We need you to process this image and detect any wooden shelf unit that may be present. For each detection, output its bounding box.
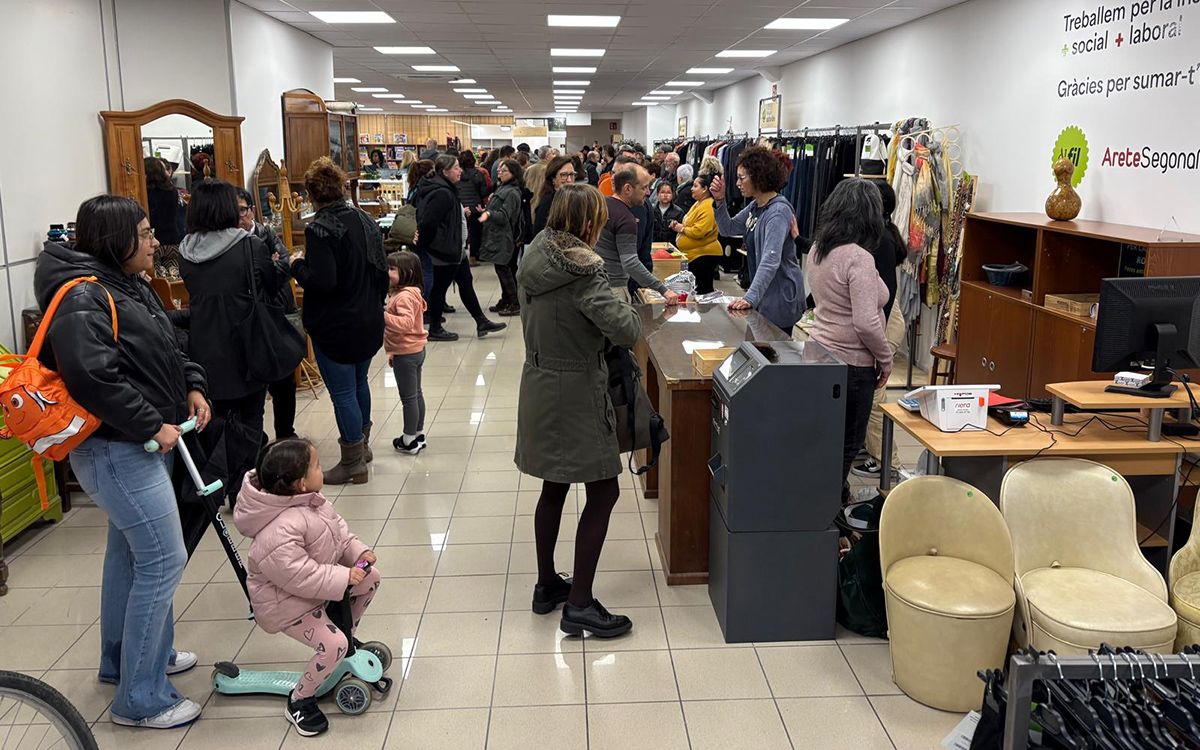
[956,212,1200,399]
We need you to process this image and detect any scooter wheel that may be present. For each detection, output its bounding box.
[334,677,372,715]
[359,641,393,672]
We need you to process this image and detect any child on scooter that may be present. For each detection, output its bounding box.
[234,437,382,737]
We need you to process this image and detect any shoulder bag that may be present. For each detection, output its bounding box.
[240,242,305,383]
[605,344,669,475]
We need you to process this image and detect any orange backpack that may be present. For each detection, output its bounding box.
[0,277,118,509]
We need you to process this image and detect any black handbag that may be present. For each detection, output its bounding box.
[605,344,669,475]
[835,493,889,639]
[240,243,305,383]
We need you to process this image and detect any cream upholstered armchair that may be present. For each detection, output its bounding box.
[1169,495,1200,650]
[878,476,1015,712]
[1000,458,1176,655]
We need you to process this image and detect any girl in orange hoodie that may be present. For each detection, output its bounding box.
[385,252,428,454]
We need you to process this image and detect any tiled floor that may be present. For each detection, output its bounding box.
[0,273,958,749]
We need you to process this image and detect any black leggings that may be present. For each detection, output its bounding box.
[267,374,297,440]
[429,258,484,330]
[841,365,878,502]
[687,255,719,295]
[535,477,621,607]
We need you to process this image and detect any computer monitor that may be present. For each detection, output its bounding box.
[1092,276,1200,398]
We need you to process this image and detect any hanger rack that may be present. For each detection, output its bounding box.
[771,121,892,178]
[1002,650,1200,749]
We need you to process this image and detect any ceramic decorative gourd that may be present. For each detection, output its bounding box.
[1045,157,1081,221]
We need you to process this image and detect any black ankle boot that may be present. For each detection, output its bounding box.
[476,318,507,337]
[286,694,328,736]
[560,598,632,638]
[532,574,573,615]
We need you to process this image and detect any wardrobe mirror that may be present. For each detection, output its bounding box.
[141,114,214,191]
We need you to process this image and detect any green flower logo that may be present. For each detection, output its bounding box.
[1052,126,1089,188]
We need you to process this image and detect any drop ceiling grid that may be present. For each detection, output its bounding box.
[256,0,966,113]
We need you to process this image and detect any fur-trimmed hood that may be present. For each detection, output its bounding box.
[517,229,605,296]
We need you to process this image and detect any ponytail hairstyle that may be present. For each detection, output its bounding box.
[256,437,316,495]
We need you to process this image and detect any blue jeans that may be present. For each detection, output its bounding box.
[70,436,187,721]
[416,247,435,299]
[313,342,373,443]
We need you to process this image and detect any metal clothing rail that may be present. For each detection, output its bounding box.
[772,121,892,177]
[1002,651,1200,749]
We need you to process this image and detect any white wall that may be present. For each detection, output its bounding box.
[669,0,1200,232]
[672,77,773,142]
[0,0,333,351]
[230,1,334,184]
[566,119,622,153]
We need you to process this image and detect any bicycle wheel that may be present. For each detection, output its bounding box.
[0,671,98,750]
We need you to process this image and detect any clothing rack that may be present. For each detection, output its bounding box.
[774,122,892,177]
[1001,650,1200,749]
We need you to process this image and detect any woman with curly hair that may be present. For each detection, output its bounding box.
[709,146,805,334]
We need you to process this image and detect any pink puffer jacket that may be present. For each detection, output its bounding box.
[233,471,370,633]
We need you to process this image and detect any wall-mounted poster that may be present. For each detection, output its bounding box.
[758,95,781,134]
[678,116,688,138]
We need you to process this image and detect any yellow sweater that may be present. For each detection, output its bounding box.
[675,198,722,261]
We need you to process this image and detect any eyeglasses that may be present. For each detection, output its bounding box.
[238,205,254,215]
[735,174,750,183]
[138,227,156,240]
[558,172,577,180]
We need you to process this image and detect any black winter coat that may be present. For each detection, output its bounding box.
[292,203,389,364]
[251,222,296,313]
[413,175,464,264]
[651,202,685,244]
[33,242,206,443]
[180,234,280,400]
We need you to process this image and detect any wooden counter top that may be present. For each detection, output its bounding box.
[1046,380,1196,410]
[637,303,789,389]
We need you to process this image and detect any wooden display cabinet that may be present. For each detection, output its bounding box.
[282,89,360,181]
[956,213,1200,399]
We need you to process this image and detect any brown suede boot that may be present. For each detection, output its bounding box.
[324,439,368,485]
[362,422,374,463]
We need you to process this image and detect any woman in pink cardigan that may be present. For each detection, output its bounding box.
[234,438,381,737]
[805,179,893,505]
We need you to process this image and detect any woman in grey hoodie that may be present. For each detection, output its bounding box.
[709,146,805,334]
[179,179,283,503]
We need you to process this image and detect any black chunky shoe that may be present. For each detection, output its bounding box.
[444,304,457,313]
[497,304,521,317]
[532,574,573,615]
[286,694,328,737]
[560,598,633,638]
[393,436,425,455]
[428,328,459,342]
[476,319,507,337]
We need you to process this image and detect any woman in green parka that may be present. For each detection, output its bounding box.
[515,182,641,639]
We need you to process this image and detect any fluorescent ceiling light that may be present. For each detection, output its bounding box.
[765,17,847,29]
[553,67,596,74]
[463,94,492,99]
[428,108,448,112]
[372,93,404,98]
[310,11,394,23]
[392,100,422,104]
[374,46,435,54]
[357,107,383,111]
[492,108,511,112]
[412,104,437,109]
[551,48,605,57]
[413,65,460,71]
[453,88,487,93]
[547,14,620,27]
[687,67,733,74]
[449,78,475,84]
[351,87,388,92]
[650,90,681,95]
[478,100,501,105]
[333,77,360,83]
[631,102,655,106]
[665,80,703,87]
[641,96,670,101]
[554,89,585,94]
[716,49,777,58]
[553,80,590,86]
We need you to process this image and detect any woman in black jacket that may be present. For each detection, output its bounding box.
[478,158,524,315]
[532,156,577,236]
[34,195,210,729]
[456,150,488,263]
[144,157,183,276]
[651,182,685,243]
[179,179,280,503]
[288,158,390,484]
[413,155,506,342]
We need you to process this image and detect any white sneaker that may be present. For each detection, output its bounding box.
[166,650,197,675]
[111,698,202,729]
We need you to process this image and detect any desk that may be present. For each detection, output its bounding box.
[880,403,1200,571]
[634,303,789,585]
[1046,380,1196,442]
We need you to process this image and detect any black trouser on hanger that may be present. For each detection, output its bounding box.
[429,258,484,331]
[535,478,622,608]
[267,374,297,440]
[841,366,877,503]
